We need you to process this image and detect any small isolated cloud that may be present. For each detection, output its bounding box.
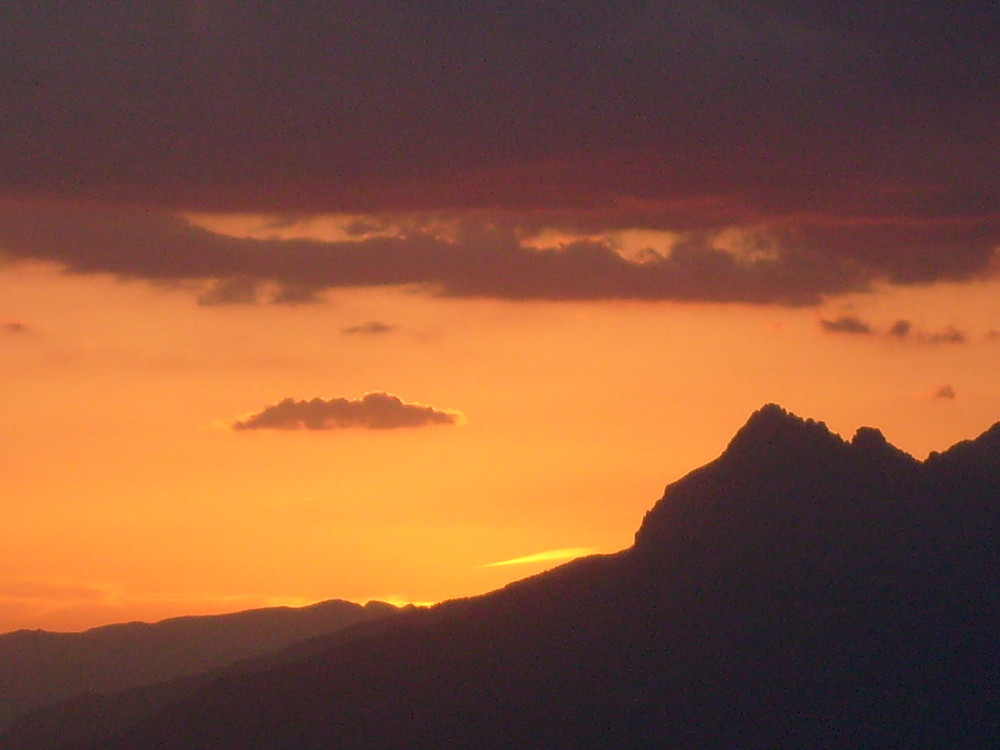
[928,327,966,344]
[933,384,956,399]
[885,319,968,343]
[888,319,913,338]
[480,547,597,568]
[270,283,325,305]
[197,276,261,306]
[232,392,462,431]
[820,315,872,334]
[197,277,323,306]
[342,321,395,336]
[2,319,29,334]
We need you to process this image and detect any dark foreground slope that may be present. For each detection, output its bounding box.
[0,599,397,735]
[10,405,1000,749]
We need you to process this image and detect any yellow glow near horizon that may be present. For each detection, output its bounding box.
[479,547,599,568]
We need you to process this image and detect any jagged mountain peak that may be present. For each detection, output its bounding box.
[734,402,822,438]
[633,405,921,554]
[723,405,921,471]
[851,425,920,471]
[722,403,844,463]
[851,425,888,447]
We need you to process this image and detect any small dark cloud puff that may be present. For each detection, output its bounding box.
[888,319,912,338]
[232,392,462,431]
[197,277,260,306]
[343,321,395,335]
[933,384,956,399]
[928,327,966,344]
[197,277,323,306]
[820,316,970,343]
[2,319,28,334]
[820,315,872,334]
[271,283,324,305]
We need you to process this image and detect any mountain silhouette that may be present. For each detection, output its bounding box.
[0,599,397,739]
[4,404,999,749]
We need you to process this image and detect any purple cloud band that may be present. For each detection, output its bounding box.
[2,203,995,306]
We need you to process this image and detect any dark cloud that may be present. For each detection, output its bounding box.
[4,202,998,306]
[933,384,956,399]
[231,392,462,431]
[343,321,396,336]
[888,319,913,338]
[197,277,261,306]
[0,203,864,305]
[0,1,997,302]
[271,284,325,305]
[2,319,28,334]
[890,321,968,342]
[195,277,321,306]
[786,220,999,286]
[820,316,872,334]
[819,316,971,342]
[927,327,967,344]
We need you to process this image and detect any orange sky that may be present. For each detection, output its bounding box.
[4,224,1000,632]
[1,2,998,633]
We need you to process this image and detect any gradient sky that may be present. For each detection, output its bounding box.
[2,0,998,632]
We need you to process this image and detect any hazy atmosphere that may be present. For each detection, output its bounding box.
[2,0,998,632]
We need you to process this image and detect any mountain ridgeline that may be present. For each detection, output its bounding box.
[4,404,999,749]
[0,600,399,741]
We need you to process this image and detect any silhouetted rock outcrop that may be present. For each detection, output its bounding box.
[4,405,999,749]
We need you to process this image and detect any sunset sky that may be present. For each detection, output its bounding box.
[2,1,998,633]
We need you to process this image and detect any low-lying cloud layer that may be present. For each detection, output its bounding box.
[2,203,995,306]
[231,392,462,431]
[342,321,396,336]
[820,316,872,335]
[820,316,977,343]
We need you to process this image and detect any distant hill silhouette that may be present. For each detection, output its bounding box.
[0,599,397,738]
[4,404,999,749]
